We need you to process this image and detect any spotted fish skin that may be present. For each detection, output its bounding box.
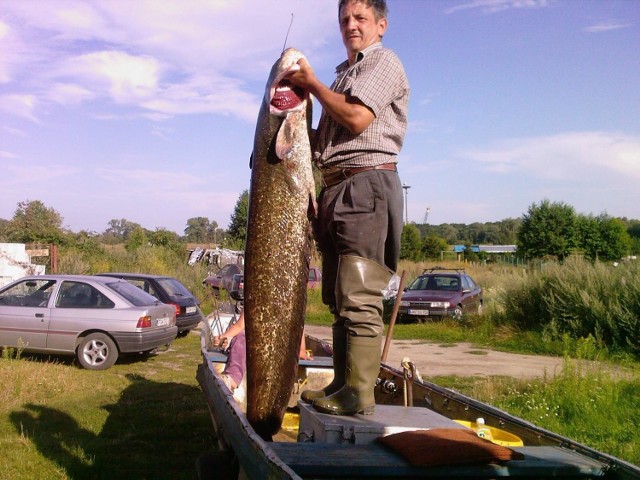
[244,48,314,441]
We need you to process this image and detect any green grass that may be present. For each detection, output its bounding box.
[432,359,640,466]
[0,334,214,480]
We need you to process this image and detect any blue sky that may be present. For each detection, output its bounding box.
[1,0,638,235]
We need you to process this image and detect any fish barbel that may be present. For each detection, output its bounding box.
[244,48,314,440]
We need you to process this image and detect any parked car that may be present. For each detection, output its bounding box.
[307,267,322,289]
[98,273,204,337]
[397,267,483,322]
[203,263,242,294]
[226,266,322,304]
[0,275,177,370]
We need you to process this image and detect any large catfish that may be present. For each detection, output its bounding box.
[244,48,315,440]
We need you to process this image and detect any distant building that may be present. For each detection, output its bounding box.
[452,245,517,254]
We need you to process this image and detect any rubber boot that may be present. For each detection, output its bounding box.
[312,334,381,415]
[300,325,346,403]
[312,255,392,415]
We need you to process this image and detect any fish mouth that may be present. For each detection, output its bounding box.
[270,79,305,113]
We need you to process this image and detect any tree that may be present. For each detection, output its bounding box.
[422,235,448,260]
[0,218,10,241]
[517,200,578,260]
[227,190,249,246]
[125,227,148,252]
[400,224,422,261]
[103,218,142,243]
[596,216,631,261]
[627,219,640,255]
[7,200,65,244]
[184,217,215,243]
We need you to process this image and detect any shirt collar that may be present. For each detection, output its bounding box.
[336,42,383,72]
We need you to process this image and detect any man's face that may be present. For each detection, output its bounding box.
[339,1,387,62]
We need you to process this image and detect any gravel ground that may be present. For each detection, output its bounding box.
[304,324,565,379]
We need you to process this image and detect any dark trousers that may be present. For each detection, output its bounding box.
[314,169,403,313]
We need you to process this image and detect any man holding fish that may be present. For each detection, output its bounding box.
[289,0,409,416]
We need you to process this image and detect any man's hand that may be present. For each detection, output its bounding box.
[290,58,374,135]
[288,58,318,92]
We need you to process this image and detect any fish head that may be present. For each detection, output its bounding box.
[267,48,309,117]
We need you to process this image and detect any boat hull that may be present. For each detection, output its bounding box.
[197,326,640,480]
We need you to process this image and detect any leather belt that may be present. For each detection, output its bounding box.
[321,163,397,188]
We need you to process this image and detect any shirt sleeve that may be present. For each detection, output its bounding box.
[348,49,409,117]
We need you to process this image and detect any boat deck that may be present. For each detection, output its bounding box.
[278,402,608,478]
[271,442,608,478]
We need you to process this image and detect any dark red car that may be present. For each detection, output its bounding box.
[397,267,483,322]
[203,264,242,294]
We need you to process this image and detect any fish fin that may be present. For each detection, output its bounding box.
[275,114,294,159]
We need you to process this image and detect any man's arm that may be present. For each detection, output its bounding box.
[290,58,374,135]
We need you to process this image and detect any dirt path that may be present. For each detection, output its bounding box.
[304,325,565,379]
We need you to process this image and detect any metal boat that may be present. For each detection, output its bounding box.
[196,320,640,479]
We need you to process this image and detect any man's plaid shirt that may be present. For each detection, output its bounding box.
[313,42,410,169]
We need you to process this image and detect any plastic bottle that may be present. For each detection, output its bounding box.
[475,417,494,442]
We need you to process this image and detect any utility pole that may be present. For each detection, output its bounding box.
[402,183,411,225]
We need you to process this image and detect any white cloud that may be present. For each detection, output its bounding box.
[0,0,337,122]
[57,51,161,104]
[0,150,18,159]
[47,83,95,105]
[444,0,550,15]
[462,132,640,181]
[0,94,39,122]
[584,21,633,33]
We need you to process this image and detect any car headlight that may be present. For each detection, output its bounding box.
[399,300,411,307]
[429,302,450,308]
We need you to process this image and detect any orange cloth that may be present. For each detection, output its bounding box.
[378,428,524,467]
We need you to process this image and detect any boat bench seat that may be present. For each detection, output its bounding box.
[270,442,608,478]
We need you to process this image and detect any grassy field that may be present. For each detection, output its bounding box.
[3,251,639,476]
[1,323,639,478]
[0,333,214,480]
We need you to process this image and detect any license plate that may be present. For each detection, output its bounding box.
[186,306,196,314]
[157,318,170,327]
[408,309,429,315]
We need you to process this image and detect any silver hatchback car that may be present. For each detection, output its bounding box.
[0,275,178,370]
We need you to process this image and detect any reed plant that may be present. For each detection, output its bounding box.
[498,258,640,357]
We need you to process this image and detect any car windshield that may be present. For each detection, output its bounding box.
[105,280,159,306]
[409,275,460,292]
[156,278,191,299]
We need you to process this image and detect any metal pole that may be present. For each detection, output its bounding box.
[402,183,411,225]
[382,270,407,363]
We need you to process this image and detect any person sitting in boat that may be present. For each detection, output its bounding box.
[213,311,313,403]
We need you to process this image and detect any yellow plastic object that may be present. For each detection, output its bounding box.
[454,420,524,447]
[282,412,300,432]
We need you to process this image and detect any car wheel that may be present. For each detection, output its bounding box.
[77,333,118,370]
[452,306,463,321]
[176,329,190,338]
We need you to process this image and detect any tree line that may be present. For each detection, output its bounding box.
[1,197,639,263]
